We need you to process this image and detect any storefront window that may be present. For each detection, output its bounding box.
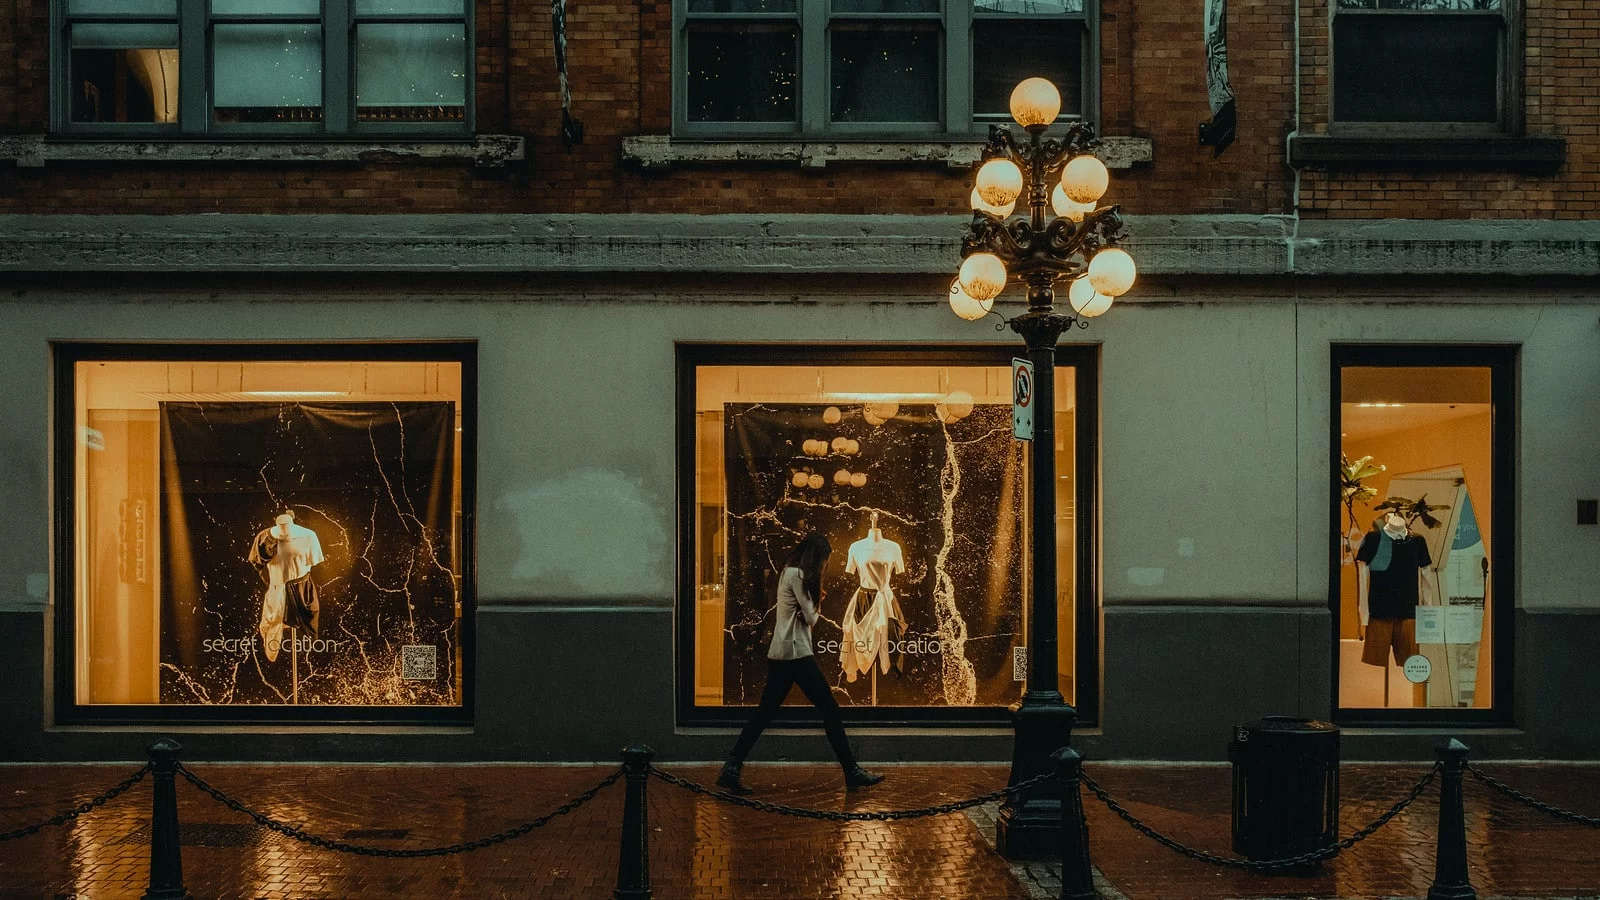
[1334,348,1513,722]
[57,344,474,722]
[680,347,1094,722]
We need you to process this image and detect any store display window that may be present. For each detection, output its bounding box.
[1332,345,1514,724]
[54,343,475,724]
[678,346,1098,725]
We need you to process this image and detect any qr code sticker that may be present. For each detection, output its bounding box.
[401,645,437,681]
[1013,646,1028,682]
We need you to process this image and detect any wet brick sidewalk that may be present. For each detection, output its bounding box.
[1,760,1598,898]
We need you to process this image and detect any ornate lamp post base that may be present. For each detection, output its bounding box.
[996,693,1078,857]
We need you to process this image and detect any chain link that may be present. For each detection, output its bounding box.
[648,766,1058,821]
[1466,763,1600,828]
[1079,762,1441,872]
[176,763,623,857]
[0,764,152,843]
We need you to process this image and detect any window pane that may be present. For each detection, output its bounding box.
[976,0,1084,12]
[833,0,939,12]
[691,363,1078,710]
[1377,0,1501,8]
[213,24,323,124]
[1334,16,1499,122]
[212,0,320,13]
[829,23,939,123]
[1338,366,1495,711]
[686,24,798,123]
[356,23,467,122]
[973,19,1083,118]
[71,358,467,708]
[68,0,176,13]
[69,25,179,124]
[354,0,464,12]
[687,0,797,11]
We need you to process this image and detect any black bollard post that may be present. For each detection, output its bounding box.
[143,739,188,900]
[1428,738,1475,900]
[1053,747,1096,900]
[614,744,655,900]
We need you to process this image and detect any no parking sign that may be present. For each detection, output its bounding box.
[1013,357,1034,441]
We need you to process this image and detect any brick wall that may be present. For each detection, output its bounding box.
[1,0,1589,219]
[1296,0,1599,219]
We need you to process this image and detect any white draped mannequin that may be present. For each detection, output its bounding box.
[840,513,906,683]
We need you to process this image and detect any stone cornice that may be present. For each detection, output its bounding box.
[3,214,1599,276]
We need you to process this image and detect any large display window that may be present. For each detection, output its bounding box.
[1332,345,1514,725]
[54,343,475,724]
[678,346,1098,725]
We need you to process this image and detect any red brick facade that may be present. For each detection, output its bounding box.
[0,0,1585,219]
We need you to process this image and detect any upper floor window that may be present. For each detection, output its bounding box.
[675,0,1092,137]
[56,0,471,135]
[1332,0,1508,130]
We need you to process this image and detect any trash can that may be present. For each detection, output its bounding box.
[1229,716,1340,864]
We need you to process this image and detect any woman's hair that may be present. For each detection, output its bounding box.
[784,531,832,600]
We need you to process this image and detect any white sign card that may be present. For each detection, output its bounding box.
[1012,357,1034,441]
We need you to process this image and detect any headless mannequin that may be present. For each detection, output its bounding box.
[841,512,907,698]
[1356,512,1436,705]
[249,510,325,702]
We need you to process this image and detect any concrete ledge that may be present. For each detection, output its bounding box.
[0,134,526,169]
[621,134,1154,170]
[5,213,1600,276]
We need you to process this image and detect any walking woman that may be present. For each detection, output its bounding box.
[717,532,885,794]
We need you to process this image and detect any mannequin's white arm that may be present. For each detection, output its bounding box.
[1357,564,1370,628]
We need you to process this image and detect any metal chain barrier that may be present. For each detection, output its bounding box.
[1079,762,1442,872]
[647,765,1057,821]
[0,764,152,843]
[1466,762,1600,828]
[175,762,624,857]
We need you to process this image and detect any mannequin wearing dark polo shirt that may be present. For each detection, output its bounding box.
[1356,517,1434,668]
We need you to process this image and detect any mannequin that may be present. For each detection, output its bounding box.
[839,511,907,698]
[1356,512,1436,697]
[248,511,325,702]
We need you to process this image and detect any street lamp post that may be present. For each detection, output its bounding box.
[949,77,1136,859]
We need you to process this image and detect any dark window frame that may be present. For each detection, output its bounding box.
[1329,343,1517,728]
[675,343,1101,728]
[671,0,1099,139]
[51,340,478,727]
[1330,1,1519,135]
[51,0,475,138]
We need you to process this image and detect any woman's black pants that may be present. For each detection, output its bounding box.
[728,656,857,773]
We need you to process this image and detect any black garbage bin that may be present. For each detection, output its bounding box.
[1229,716,1340,864]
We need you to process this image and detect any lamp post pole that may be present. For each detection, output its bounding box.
[950,78,1135,859]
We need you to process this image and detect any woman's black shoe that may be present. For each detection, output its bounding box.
[716,762,754,795]
[845,767,885,790]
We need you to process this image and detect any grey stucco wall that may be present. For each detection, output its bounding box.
[0,280,1597,761]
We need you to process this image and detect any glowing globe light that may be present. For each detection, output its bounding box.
[975,159,1024,207]
[1008,77,1061,128]
[958,253,1008,302]
[971,187,1015,219]
[948,278,994,321]
[1061,155,1109,204]
[1068,276,1114,318]
[1050,184,1095,222]
[1087,247,1137,297]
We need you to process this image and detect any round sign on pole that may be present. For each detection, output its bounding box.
[1403,654,1432,684]
[1014,367,1032,408]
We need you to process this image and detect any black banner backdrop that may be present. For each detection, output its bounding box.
[159,402,458,706]
[722,402,1025,708]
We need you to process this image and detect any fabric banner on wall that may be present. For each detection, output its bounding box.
[722,403,1024,708]
[159,402,458,706]
[1200,0,1236,155]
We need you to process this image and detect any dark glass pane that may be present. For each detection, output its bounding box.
[687,0,796,11]
[975,0,1083,12]
[213,23,324,124]
[356,23,468,123]
[973,20,1083,118]
[68,25,179,124]
[686,24,798,122]
[829,23,940,123]
[1334,16,1499,122]
[833,0,938,11]
[1376,0,1500,8]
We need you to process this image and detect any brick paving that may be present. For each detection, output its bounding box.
[0,759,1598,898]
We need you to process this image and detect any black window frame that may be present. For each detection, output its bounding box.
[51,340,478,727]
[51,0,475,138]
[1329,343,1517,728]
[1330,0,1517,135]
[672,0,1099,139]
[676,343,1101,728]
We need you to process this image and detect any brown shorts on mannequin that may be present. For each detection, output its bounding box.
[1362,617,1418,667]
